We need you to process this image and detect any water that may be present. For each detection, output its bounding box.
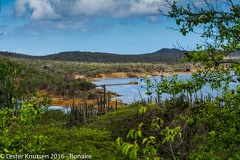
[48,74,238,111]
[92,74,224,104]
[93,77,144,103]
[47,106,71,113]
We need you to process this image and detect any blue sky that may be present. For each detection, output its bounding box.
[0,0,202,56]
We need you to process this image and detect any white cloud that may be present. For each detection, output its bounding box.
[13,0,168,33]
[14,0,61,20]
[14,0,163,20]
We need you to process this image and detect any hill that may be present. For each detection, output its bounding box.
[0,48,185,63]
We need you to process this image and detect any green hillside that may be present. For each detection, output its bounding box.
[0,48,185,63]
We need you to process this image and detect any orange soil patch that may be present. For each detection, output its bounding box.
[95,71,195,78]
[52,98,95,107]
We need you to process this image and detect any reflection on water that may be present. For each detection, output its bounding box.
[47,106,70,113]
[93,77,144,104]
[92,74,235,104]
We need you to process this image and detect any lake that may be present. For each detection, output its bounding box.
[92,74,226,104]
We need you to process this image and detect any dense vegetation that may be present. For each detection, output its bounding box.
[1,0,240,159]
[1,60,239,159]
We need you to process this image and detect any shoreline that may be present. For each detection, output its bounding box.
[88,70,195,82]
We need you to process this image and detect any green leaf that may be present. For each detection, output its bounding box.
[142,137,148,144]
[139,107,147,114]
[116,137,122,147]
[4,148,9,153]
[156,117,164,124]
[129,147,138,159]
[127,129,135,139]
[138,122,144,130]
[123,143,134,155]
[137,130,142,138]
[149,136,156,143]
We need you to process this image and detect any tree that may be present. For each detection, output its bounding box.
[0,58,21,109]
[0,58,52,154]
[159,0,240,74]
[156,0,240,102]
[155,0,240,159]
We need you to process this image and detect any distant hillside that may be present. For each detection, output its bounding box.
[0,51,36,59]
[0,48,185,63]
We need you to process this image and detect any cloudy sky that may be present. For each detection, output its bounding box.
[0,0,202,55]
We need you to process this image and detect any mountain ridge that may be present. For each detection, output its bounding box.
[0,48,185,63]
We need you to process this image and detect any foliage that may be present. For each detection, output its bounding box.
[117,106,182,160]
[115,1,240,158]
[37,126,121,160]
[160,0,240,92]
[0,105,123,159]
[156,0,240,159]
[0,58,21,109]
[2,1,240,159]
[144,74,200,98]
[87,104,141,139]
[189,97,240,159]
[0,58,121,159]
[2,55,239,159]
[0,59,49,155]
[0,95,50,154]
[18,60,97,98]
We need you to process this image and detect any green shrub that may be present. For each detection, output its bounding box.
[37,126,123,160]
[87,104,141,139]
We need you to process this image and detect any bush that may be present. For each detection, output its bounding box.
[37,126,123,160]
